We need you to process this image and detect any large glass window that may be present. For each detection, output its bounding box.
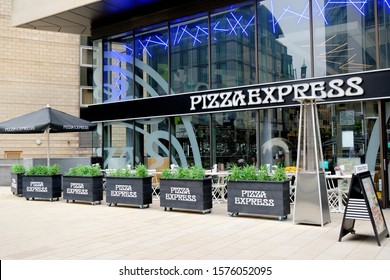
[103,35,134,102]
[258,0,310,82]
[211,2,256,89]
[259,108,298,168]
[134,118,169,168]
[212,111,256,168]
[170,14,209,94]
[378,0,390,68]
[171,114,210,167]
[313,0,376,76]
[320,103,367,173]
[135,25,169,98]
[103,122,134,169]
[93,39,103,103]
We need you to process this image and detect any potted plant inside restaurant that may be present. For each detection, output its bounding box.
[159,165,212,214]
[62,163,103,205]
[227,164,291,220]
[105,164,153,208]
[10,163,26,196]
[22,164,62,201]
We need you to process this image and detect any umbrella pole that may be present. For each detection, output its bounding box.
[47,129,50,166]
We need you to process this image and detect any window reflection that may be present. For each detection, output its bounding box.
[211,3,256,88]
[170,15,209,94]
[313,0,376,76]
[169,115,209,167]
[378,0,390,69]
[259,108,298,167]
[258,0,311,82]
[103,36,134,102]
[212,111,256,169]
[135,25,169,98]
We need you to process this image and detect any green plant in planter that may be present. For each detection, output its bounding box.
[272,164,287,181]
[228,164,286,182]
[258,164,272,181]
[176,166,191,179]
[25,164,61,175]
[11,163,26,174]
[161,165,205,179]
[229,165,242,181]
[189,165,206,179]
[161,168,175,179]
[109,166,132,177]
[109,164,149,178]
[65,163,101,176]
[134,164,149,178]
[160,165,211,213]
[241,165,258,180]
[228,165,259,181]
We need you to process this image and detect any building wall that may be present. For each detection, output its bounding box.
[11,0,97,27]
[0,0,89,160]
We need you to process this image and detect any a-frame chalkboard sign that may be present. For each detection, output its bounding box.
[339,168,389,246]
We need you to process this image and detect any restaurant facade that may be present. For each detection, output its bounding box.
[12,0,390,208]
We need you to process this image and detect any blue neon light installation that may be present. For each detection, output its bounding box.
[270,0,369,32]
[121,1,374,60]
[103,0,381,102]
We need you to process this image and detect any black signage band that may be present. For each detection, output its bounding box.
[82,69,390,122]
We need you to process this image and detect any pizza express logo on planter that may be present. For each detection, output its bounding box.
[190,76,364,111]
[27,181,47,192]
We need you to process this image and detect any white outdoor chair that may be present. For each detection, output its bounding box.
[151,172,161,199]
[212,174,227,204]
[326,175,339,212]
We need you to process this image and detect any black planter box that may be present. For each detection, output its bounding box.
[11,173,23,196]
[227,180,291,220]
[22,175,62,201]
[105,176,153,208]
[160,178,212,213]
[63,176,103,205]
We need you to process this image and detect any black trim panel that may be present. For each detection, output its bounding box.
[81,69,390,122]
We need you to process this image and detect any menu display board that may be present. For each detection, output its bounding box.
[339,171,389,246]
[361,177,386,235]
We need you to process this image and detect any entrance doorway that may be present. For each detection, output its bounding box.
[384,101,390,208]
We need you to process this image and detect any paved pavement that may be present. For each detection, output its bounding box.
[1,186,390,260]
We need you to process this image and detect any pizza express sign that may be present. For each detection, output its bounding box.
[82,69,390,122]
[185,69,390,115]
[190,76,363,111]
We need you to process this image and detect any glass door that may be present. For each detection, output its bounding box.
[384,101,390,208]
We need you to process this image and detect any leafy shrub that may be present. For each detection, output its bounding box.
[134,164,149,178]
[161,165,205,179]
[176,166,191,179]
[189,165,206,179]
[258,164,271,181]
[228,164,285,181]
[108,164,150,178]
[229,165,242,181]
[228,165,259,181]
[241,165,258,180]
[65,164,101,177]
[272,164,287,181]
[109,166,133,177]
[11,163,26,174]
[161,168,175,179]
[25,164,61,175]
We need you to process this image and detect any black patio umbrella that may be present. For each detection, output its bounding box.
[0,105,97,165]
